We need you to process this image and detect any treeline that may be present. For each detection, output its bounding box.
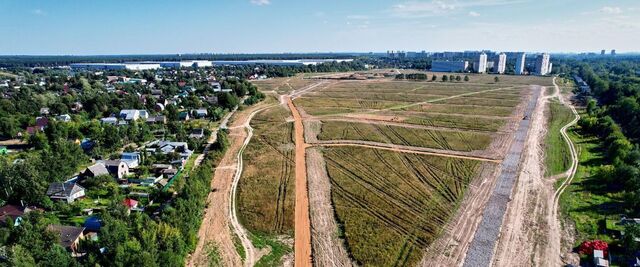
[575,60,640,211]
[0,130,230,266]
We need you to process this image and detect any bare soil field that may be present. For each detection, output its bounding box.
[251,74,317,94]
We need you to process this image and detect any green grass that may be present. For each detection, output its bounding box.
[317,120,492,151]
[544,100,575,176]
[324,146,488,266]
[558,125,626,244]
[204,241,223,267]
[250,232,292,267]
[231,229,246,262]
[402,112,506,132]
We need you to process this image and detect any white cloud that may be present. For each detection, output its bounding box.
[468,11,480,17]
[250,0,270,6]
[600,6,622,14]
[390,0,526,18]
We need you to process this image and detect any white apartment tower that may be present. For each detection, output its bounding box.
[474,52,488,73]
[515,52,526,75]
[494,53,507,74]
[535,53,551,75]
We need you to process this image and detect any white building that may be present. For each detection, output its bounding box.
[474,53,488,73]
[119,109,149,121]
[515,52,526,75]
[534,53,551,75]
[431,61,468,72]
[70,63,161,71]
[494,53,507,74]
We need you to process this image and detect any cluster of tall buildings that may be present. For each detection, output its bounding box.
[431,51,552,76]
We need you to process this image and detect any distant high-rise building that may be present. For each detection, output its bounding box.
[494,53,507,74]
[601,50,606,55]
[611,49,617,56]
[474,52,488,73]
[548,63,553,74]
[515,52,526,75]
[431,60,468,72]
[534,53,551,75]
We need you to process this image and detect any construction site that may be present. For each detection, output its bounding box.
[189,70,577,267]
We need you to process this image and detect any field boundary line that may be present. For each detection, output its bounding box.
[311,142,501,163]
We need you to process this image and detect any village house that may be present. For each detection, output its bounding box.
[193,108,208,119]
[121,152,141,168]
[46,225,85,253]
[119,109,149,121]
[100,117,118,125]
[178,111,190,121]
[103,160,130,180]
[83,163,110,178]
[146,115,166,124]
[46,182,86,203]
[0,204,35,226]
[56,114,71,122]
[189,128,205,139]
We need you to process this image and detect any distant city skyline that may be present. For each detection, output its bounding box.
[1,0,639,55]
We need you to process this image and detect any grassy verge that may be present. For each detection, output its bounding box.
[204,241,223,267]
[544,100,575,176]
[231,229,246,262]
[558,122,626,244]
[250,232,292,267]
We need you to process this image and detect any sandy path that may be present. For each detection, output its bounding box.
[307,148,353,267]
[490,78,581,267]
[187,103,270,267]
[286,96,313,267]
[229,104,277,267]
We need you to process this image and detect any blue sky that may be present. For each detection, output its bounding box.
[1,0,639,55]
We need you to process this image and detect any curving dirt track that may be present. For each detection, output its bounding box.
[187,102,271,267]
[229,104,277,267]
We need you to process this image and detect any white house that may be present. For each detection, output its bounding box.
[119,110,149,121]
[46,182,86,203]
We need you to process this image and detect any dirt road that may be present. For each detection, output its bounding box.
[187,103,269,267]
[307,148,353,267]
[462,85,541,267]
[490,78,580,266]
[286,96,313,267]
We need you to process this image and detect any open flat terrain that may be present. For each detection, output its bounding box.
[242,72,548,266]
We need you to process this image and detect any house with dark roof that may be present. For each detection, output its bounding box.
[46,182,86,203]
[46,225,85,252]
[0,204,33,226]
[84,163,110,178]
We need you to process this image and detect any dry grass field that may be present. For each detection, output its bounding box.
[237,105,296,235]
[324,146,488,266]
[317,120,492,151]
[250,74,316,94]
